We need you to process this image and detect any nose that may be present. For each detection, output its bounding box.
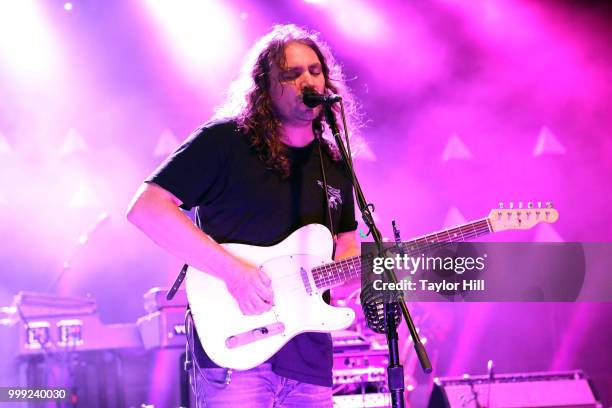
[300,72,316,90]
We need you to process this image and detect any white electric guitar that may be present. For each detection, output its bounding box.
[186,203,558,370]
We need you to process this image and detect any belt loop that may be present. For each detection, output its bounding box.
[224,369,233,385]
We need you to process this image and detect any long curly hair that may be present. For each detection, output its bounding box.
[214,24,361,178]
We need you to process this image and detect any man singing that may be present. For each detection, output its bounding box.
[127,24,361,407]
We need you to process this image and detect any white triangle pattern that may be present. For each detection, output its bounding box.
[0,132,14,155]
[533,223,564,242]
[59,128,90,155]
[443,206,468,229]
[533,126,566,156]
[154,129,180,157]
[442,133,473,162]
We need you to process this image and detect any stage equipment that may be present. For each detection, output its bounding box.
[428,370,600,408]
[331,329,392,407]
[137,287,188,350]
[11,292,141,356]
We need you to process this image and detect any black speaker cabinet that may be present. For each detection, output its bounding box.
[428,370,600,408]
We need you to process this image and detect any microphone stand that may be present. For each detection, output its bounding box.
[323,104,432,408]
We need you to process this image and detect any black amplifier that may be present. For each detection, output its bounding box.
[428,370,600,408]
[137,307,186,349]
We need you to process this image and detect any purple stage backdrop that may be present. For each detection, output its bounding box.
[1,0,611,406]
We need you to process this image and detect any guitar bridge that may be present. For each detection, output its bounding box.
[225,322,285,349]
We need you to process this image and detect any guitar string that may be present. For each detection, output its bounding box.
[254,223,493,291]
[255,220,491,284]
[312,223,491,278]
[209,217,535,301]
[311,215,537,287]
[313,223,490,269]
[209,222,492,292]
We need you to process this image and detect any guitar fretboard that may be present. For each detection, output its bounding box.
[311,218,492,289]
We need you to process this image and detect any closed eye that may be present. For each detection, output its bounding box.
[279,69,301,81]
[309,65,322,76]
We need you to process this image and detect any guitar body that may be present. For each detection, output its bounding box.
[185,224,356,370]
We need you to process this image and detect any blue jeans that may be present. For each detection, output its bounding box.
[189,363,333,407]
[185,310,332,407]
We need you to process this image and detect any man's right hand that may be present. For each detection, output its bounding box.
[127,183,276,315]
[225,261,275,315]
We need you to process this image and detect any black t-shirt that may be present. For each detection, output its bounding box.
[146,119,357,387]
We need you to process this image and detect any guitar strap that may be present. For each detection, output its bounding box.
[318,139,336,259]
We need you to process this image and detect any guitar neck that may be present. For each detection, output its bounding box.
[311,218,492,290]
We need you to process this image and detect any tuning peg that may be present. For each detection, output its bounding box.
[509,202,514,209]
[519,202,523,209]
[538,201,542,208]
[499,202,504,209]
[528,202,533,209]
[545,201,553,208]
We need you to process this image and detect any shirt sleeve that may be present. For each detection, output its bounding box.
[145,122,230,210]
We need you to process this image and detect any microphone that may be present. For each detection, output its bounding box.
[302,88,342,108]
[360,282,402,334]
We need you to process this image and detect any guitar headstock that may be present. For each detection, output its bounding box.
[488,201,558,232]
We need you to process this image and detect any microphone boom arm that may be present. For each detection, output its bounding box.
[323,102,432,407]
